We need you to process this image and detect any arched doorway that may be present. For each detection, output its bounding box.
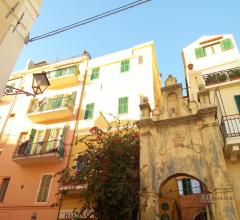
[159,174,212,220]
[194,209,207,220]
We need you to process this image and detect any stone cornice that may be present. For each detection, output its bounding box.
[161,83,182,92]
[138,106,217,127]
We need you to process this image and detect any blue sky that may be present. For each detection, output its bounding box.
[14,0,240,85]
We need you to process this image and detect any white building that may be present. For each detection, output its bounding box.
[77,41,162,132]
[182,34,240,216]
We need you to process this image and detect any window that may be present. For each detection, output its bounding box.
[90,67,100,80]
[120,60,130,72]
[194,47,205,59]
[37,174,52,202]
[50,65,77,78]
[182,178,192,195]
[0,178,10,202]
[177,178,201,195]
[46,128,61,151]
[50,95,64,109]
[234,95,240,113]
[118,97,128,114]
[220,38,234,51]
[75,154,86,172]
[204,43,221,56]
[24,127,67,155]
[84,103,95,119]
[16,132,28,154]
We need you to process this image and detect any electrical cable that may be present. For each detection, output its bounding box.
[27,0,151,43]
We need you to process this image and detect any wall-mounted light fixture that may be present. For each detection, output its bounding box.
[4,72,50,97]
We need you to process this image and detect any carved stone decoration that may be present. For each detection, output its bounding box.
[172,133,185,148]
[139,96,151,119]
[165,74,177,86]
[159,133,203,155]
[152,109,161,121]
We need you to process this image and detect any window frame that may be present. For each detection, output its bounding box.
[36,173,53,203]
[84,103,95,120]
[0,177,10,202]
[220,38,234,51]
[90,67,100,80]
[118,97,128,114]
[182,178,192,195]
[203,43,221,56]
[194,47,205,59]
[234,95,240,113]
[120,59,130,73]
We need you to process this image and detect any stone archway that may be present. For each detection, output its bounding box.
[159,173,211,220]
[138,75,239,220]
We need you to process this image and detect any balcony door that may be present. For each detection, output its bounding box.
[45,128,62,152]
[30,130,45,155]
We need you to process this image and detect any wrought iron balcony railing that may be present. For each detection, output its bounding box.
[29,95,74,113]
[220,114,240,139]
[203,67,240,86]
[13,139,65,158]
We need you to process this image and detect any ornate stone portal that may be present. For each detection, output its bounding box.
[138,75,239,220]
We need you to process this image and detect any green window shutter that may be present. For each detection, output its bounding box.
[84,103,95,119]
[220,38,234,51]
[55,69,62,77]
[194,47,205,59]
[120,60,130,73]
[70,91,77,103]
[234,95,240,113]
[60,126,67,143]
[46,128,57,151]
[26,129,37,154]
[57,126,67,156]
[182,178,192,195]
[50,95,64,109]
[90,67,100,80]
[69,65,77,75]
[37,175,52,202]
[118,97,128,114]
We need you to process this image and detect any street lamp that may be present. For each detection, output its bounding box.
[4,72,50,97]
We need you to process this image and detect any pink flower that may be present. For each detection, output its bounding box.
[89,126,98,134]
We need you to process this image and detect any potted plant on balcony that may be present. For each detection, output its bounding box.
[229,69,240,81]
[216,73,227,83]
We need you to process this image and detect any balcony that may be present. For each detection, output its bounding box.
[58,168,87,195]
[46,65,79,88]
[220,114,240,162]
[12,140,65,166]
[203,66,240,86]
[27,95,75,123]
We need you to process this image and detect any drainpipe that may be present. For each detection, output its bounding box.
[56,51,90,220]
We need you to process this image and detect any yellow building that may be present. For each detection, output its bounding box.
[0,0,42,97]
[57,41,162,219]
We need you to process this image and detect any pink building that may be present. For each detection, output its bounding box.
[0,52,90,220]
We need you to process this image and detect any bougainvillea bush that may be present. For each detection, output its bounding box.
[58,119,140,220]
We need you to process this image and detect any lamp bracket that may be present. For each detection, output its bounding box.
[4,85,35,97]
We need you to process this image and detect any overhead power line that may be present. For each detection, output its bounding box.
[26,0,151,43]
